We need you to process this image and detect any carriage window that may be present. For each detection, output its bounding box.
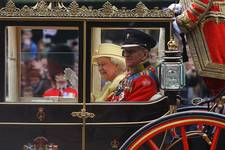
[5,27,79,103]
[91,27,166,102]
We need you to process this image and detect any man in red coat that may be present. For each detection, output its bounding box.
[170,0,225,95]
[108,29,159,102]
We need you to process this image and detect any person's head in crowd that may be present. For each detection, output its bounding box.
[121,29,156,69]
[149,48,158,65]
[92,43,126,81]
[185,60,199,87]
[47,44,75,88]
[28,68,41,87]
[23,86,33,97]
[21,29,38,62]
[22,29,33,41]
[21,29,34,51]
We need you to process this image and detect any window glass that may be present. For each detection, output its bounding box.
[91,28,165,102]
[5,27,79,103]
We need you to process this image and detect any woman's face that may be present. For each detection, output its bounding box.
[96,57,119,81]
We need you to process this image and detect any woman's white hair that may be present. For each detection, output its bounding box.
[109,57,126,73]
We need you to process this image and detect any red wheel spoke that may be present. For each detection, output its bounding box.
[125,113,225,150]
[147,140,159,150]
[180,126,189,150]
[170,128,178,138]
[210,127,221,150]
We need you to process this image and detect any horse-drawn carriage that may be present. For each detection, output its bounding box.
[0,0,225,150]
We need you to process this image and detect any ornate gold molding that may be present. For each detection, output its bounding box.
[167,39,178,51]
[71,108,95,119]
[0,0,174,18]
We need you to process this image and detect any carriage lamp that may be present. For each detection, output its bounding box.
[160,39,185,90]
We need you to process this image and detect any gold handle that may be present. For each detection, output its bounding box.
[71,108,95,119]
[202,133,212,145]
[36,107,46,122]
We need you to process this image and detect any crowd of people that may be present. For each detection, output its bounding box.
[20,29,79,98]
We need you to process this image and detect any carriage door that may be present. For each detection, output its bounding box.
[84,20,171,150]
[0,20,85,149]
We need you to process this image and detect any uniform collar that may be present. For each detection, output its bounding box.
[128,61,151,74]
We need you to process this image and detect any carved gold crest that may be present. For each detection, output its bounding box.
[0,0,174,18]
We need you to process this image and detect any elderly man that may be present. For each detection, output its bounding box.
[92,43,126,102]
[108,29,159,102]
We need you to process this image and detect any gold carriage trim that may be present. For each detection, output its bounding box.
[0,0,174,18]
[176,11,195,32]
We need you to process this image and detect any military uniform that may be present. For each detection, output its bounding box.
[177,0,225,95]
[107,29,159,101]
[108,62,158,102]
[43,87,78,98]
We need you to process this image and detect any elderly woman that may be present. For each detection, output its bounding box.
[92,43,126,102]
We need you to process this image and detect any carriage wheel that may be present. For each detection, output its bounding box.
[120,111,225,150]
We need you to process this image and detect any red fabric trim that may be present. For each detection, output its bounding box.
[203,21,225,64]
[187,10,198,23]
[199,0,210,4]
[43,87,78,97]
[191,3,206,14]
[202,21,225,95]
[209,5,220,11]
[203,78,225,96]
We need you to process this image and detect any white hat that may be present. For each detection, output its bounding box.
[92,43,125,64]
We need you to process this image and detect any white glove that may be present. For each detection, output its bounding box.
[168,3,182,15]
[173,20,182,34]
[64,68,78,90]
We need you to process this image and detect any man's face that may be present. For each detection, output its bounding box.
[96,57,119,81]
[123,47,148,67]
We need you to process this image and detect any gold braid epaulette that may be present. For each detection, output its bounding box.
[177,0,213,32]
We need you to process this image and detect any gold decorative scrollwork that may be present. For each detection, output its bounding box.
[134,2,148,17]
[36,107,46,122]
[110,138,120,149]
[68,0,79,16]
[167,39,178,51]
[102,1,114,16]
[23,136,58,150]
[0,0,20,16]
[0,0,174,18]
[71,108,95,119]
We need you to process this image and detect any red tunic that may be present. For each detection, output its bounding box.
[177,0,225,95]
[43,87,78,97]
[108,66,158,102]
